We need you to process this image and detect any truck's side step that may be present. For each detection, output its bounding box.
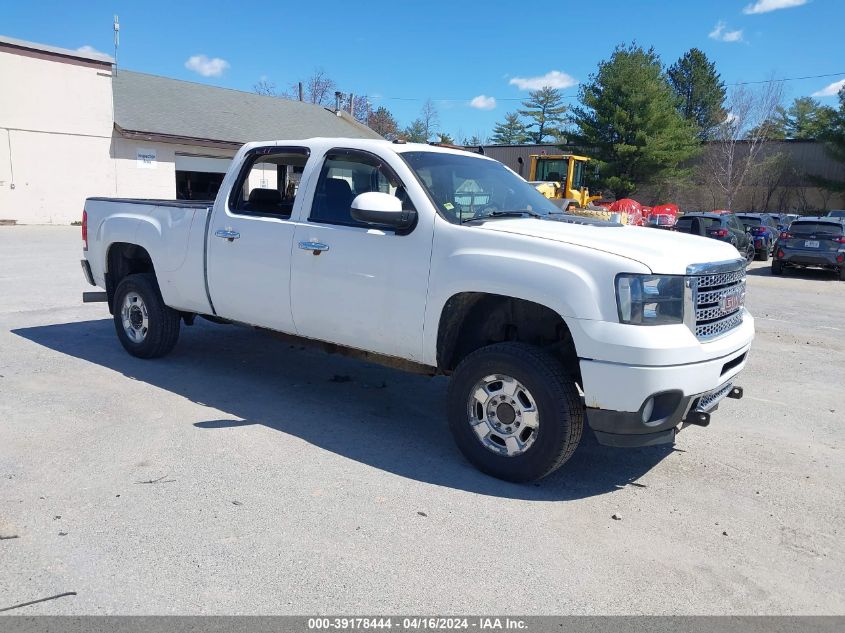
[82,291,108,303]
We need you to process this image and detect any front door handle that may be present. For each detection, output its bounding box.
[298,241,330,255]
[215,228,240,241]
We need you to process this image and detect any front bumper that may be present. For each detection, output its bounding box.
[580,342,751,447]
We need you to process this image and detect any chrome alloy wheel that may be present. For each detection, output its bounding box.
[467,374,540,457]
[121,291,149,343]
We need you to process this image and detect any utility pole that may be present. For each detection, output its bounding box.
[298,82,303,102]
[113,15,120,75]
[334,91,342,115]
[349,93,355,117]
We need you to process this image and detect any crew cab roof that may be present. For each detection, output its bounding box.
[240,137,499,161]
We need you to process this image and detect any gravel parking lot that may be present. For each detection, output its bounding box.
[1,225,843,615]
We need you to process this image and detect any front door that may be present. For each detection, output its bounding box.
[206,146,310,332]
[289,148,433,362]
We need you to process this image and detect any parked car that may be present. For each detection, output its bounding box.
[81,138,752,482]
[827,210,845,219]
[736,213,779,261]
[646,214,676,230]
[675,212,755,263]
[772,216,845,280]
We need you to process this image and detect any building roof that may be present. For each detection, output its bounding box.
[0,34,113,64]
[112,70,381,147]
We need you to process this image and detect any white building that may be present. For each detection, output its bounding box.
[0,35,380,225]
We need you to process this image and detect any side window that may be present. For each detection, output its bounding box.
[728,216,742,231]
[230,148,309,217]
[309,150,413,226]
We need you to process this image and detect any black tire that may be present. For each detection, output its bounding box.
[771,260,783,275]
[839,267,845,281]
[447,342,584,482]
[757,244,769,262]
[744,243,756,264]
[113,273,181,359]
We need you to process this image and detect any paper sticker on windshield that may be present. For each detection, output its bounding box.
[444,202,454,210]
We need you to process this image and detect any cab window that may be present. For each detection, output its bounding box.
[229,148,309,218]
[309,150,413,226]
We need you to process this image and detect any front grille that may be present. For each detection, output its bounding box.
[689,264,746,341]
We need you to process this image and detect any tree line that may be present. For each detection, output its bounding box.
[255,46,845,208]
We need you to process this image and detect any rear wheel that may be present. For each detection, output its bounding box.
[839,267,845,281]
[447,343,583,482]
[113,273,180,358]
[744,243,756,264]
[771,260,783,275]
[757,241,770,262]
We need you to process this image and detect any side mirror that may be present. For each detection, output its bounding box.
[350,192,416,233]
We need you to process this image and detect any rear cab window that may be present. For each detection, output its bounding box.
[229,147,309,218]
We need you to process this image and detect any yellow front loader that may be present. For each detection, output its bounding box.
[528,154,602,209]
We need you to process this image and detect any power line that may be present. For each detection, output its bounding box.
[374,71,845,103]
[728,71,845,86]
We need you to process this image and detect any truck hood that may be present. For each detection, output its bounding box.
[477,217,743,275]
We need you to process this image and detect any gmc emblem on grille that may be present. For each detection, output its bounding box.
[720,290,743,313]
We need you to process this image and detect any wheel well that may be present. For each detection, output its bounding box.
[436,293,580,379]
[105,243,155,312]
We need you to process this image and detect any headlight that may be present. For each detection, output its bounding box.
[615,274,685,325]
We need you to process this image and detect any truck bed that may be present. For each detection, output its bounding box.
[86,198,213,208]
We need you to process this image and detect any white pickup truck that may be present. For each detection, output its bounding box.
[81,138,753,482]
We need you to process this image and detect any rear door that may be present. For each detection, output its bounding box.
[206,146,310,332]
[289,148,433,362]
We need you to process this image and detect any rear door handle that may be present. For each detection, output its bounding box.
[298,241,330,254]
[215,229,240,241]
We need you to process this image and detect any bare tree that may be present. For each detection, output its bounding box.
[253,79,277,96]
[286,68,336,106]
[343,94,371,125]
[753,151,792,211]
[701,80,784,209]
[420,99,439,140]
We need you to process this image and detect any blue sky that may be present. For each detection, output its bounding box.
[3,0,844,140]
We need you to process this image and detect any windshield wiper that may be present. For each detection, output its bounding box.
[461,209,544,224]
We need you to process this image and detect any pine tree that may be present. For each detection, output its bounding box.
[667,48,726,140]
[571,44,700,199]
[490,112,530,144]
[518,88,567,143]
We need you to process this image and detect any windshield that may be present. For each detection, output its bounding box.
[534,158,568,182]
[401,151,561,224]
[827,210,845,218]
[790,221,843,235]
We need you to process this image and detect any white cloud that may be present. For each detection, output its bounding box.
[743,0,808,15]
[469,95,496,110]
[77,45,107,56]
[184,54,230,77]
[812,78,845,97]
[508,70,577,91]
[709,21,744,42]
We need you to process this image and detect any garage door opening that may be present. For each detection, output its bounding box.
[174,154,232,201]
[176,171,224,201]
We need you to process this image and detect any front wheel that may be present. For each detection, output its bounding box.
[113,273,181,358]
[447,343,584,482]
